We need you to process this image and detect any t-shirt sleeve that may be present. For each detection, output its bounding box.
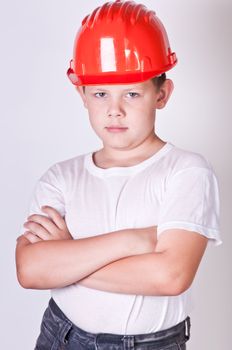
[157,167,222,246]
[19,164,66,235]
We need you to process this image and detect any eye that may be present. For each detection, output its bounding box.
[94,92,107,98]
[127,92,140,98]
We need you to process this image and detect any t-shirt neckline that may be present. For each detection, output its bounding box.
[84,142,174,178]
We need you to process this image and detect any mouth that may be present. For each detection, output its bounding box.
[105,126,128,133]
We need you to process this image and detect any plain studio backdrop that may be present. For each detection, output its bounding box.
[1,0,231,348]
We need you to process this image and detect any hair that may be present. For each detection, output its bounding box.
[151,73,166,91]
[81,73,166,93]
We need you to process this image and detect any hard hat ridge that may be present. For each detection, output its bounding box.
[83,1,149,27]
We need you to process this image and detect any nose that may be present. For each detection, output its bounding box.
[107,97,125,118]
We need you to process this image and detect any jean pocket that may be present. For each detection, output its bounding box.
[135,341,186,350]
[35,307,59,350]
[163,342,186,350]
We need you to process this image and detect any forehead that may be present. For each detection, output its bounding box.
[85,80,154,92]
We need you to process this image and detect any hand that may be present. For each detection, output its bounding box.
[23,206,73,243]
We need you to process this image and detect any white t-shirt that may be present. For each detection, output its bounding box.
[22,142,221,334]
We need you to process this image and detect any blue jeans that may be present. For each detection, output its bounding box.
[35,298,191,350]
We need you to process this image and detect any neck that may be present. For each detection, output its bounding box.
[94,133,166,168]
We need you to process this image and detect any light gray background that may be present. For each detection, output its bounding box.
[1,0,231,348]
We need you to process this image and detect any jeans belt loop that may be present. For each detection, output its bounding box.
[185,316,191,340]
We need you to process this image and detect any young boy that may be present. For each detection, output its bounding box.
[16,1,221,349]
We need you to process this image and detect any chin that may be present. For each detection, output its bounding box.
[104,141,134,150]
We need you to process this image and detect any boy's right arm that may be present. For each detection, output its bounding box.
[16,226,156,290]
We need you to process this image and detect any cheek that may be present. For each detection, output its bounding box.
[127,98,155,114]
[87,102,107,118]
[88,113,106,134]
[130,107,155,127]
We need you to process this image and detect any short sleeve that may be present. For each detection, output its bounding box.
[19,164,66,235]
[157,167,222,246]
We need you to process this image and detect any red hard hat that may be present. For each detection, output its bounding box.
[67,0,177,86]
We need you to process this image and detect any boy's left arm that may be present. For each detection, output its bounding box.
[78,229,208,296]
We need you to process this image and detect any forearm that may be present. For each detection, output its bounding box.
[16,229,140,290]
[78,230,207,297]
[78,252,169,296]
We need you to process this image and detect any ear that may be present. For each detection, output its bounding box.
[75,86,88,109]
[156,79,174,109]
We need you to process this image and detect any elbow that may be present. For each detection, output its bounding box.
[16,265,45,289]
[16,255,51,290]
[15,248,39,289]
[16,272,30,289]
[167,277,191,296]
[16,265,48,290]
[157,271,192,296]
[16,262,36,289]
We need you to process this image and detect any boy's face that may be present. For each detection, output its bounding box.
[77,79,173,152]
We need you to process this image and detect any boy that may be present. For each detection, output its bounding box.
[16,1,221,349]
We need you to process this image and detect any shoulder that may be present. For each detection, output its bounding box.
[165,143,214,175]
[38,152,90,183]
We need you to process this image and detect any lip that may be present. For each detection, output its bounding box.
[106,126,128,133]
[106,125,127,128]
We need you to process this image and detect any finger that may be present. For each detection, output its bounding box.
[41,206,67,230]
[23,231,42,243]
[27,213,59,234]
[24,221,52,241]
[16,235,24,242]
[16,235,31,246]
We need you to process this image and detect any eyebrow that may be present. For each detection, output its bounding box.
[92,87,144,92]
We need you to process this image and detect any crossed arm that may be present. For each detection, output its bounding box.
[15,206,208,296]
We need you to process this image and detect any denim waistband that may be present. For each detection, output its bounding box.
[48,297,191,348]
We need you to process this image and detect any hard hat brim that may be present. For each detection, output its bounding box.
[67,61,177,86]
